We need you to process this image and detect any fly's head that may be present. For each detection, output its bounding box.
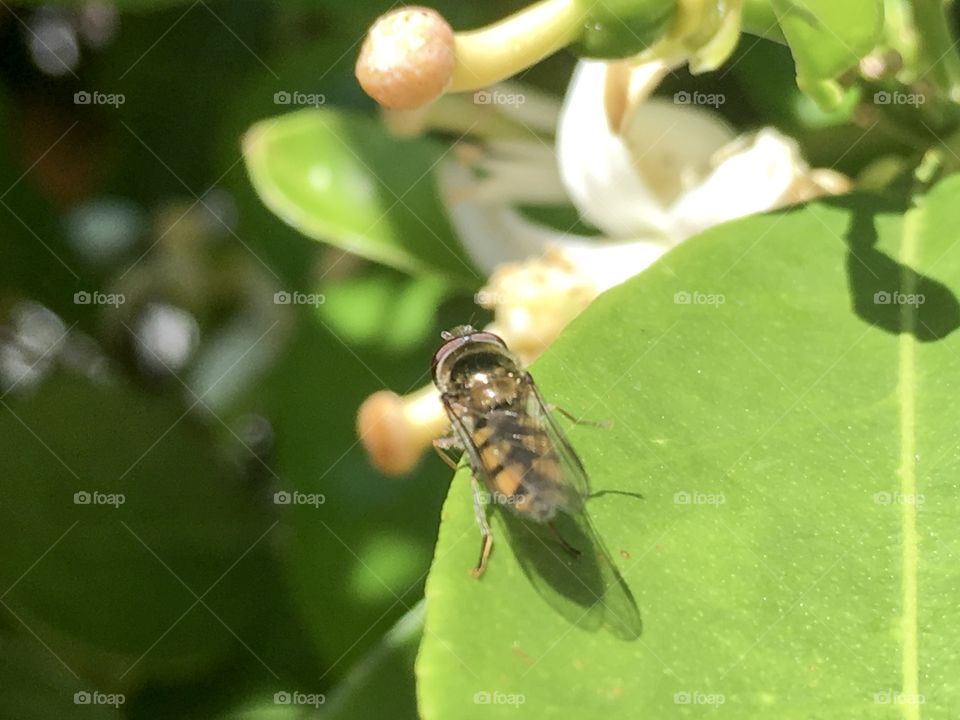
[432,327,524,413]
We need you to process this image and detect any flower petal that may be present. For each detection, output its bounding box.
[668,128,809,238]
[557,60,736,240]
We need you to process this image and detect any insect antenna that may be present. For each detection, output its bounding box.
[588,489,645,501]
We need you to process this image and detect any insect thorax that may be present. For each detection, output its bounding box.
[440,348,524,413]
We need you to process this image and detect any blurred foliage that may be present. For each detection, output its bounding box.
[2,1,959,719]
[0,1,493,718]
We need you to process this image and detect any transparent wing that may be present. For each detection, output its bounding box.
[439,393,490,484]
[524,375,591,504]
[441,388,641,640]
[496,497,642,640]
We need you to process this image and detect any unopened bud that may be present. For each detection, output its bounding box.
[357,385,449,475]
[356,7,456,110]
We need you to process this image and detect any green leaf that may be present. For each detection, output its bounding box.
[318,267,452,353]
[243,318,449,681]
[417,176,960,718]
[771,0,883,107]
[320,600,424,720]
[0,369,273,685]
[242,109,480,288]
[0,634,120,720]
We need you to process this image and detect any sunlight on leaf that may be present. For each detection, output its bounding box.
[417,175,960,718]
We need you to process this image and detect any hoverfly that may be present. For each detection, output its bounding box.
[432,324,603,572]
[431,325,641,639]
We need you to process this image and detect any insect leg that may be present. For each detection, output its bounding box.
[432,436,462,471]
[549,404,614,429]
[469,474,493,577]
[521,373,613,428]
[547,520,581,558]
[434,434,462,450]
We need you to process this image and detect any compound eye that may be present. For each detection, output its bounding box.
[431,330,507,380]
[432,337,460,372]
[468,331,506,347]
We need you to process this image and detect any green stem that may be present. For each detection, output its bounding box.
[448,0,583,92]
[911,0,960,102]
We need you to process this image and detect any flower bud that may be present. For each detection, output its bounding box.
[356,385,449,475]
[356,7,456,110]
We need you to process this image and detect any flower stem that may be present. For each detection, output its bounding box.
[448,0,584,91]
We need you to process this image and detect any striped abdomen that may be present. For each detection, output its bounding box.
[470,410,569,522]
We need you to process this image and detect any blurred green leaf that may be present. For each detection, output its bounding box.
[124,583,325,720]
[92,2,273,199]
[418,176,960,717]
[0,369,274,686]
[240,316,448,682]
[242,109,480,287]
[319,600,423,720]
[0,95,88,322]
[318,267,451,353]
[0,634,120,720]
[771,0,883,105]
